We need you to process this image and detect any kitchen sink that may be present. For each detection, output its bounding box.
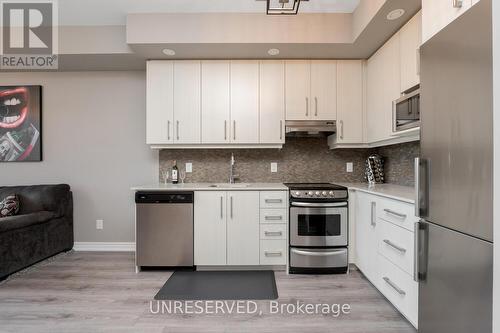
[208,183,251,188]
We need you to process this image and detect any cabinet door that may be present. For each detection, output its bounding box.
[311,60,337,120]
[194,191,227,265]
[227,191,260,265]
[400,11,422,93]
[336,60,363,144]
[146,61,174,144]
[201,61,230,144]
[422,0,472,43]
[260,61,285,144]
[366,33,400,142]
[285,60,311,120]
[230,61,259,143]
[173,61,201,144]
[355,192,378,284]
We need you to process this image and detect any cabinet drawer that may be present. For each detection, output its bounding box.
[260,224,286,240]
[260,240,287,265]
[260,209,287,224]
[260,191,287,208]
[377,254,418,327]
[377,197,417,231]
[378,219,414,276]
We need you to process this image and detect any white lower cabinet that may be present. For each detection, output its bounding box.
[353,190,418,328]
[194,190,288,267]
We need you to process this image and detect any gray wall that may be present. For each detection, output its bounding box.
[0,72,157,243]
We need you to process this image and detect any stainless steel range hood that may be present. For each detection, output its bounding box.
[285,120,336,137]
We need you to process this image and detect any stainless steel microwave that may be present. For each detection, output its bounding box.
[393,89,420,132]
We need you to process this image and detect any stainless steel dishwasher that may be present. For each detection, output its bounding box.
[135,192,194,269]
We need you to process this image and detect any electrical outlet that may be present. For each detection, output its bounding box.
[271,162,278,173]
[186,162,193,173]
[346,162,353,173]
[96,219,104,230]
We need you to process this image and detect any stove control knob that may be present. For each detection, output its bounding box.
[308,191,313,196]
[322,191,328,196]
[295,191,301,196]
[329,191,335,196]
[315,191,320,196]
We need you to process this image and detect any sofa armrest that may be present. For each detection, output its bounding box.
[0,211,57,233]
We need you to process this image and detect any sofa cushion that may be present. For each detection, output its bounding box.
[0,194,20,218]
[0,184,70,216]
[0,211,57,233]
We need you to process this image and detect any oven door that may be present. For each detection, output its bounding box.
[290,203,348,247]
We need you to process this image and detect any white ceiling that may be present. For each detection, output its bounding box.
[58,0,361,26]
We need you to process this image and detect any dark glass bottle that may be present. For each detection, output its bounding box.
[171,160,179,184]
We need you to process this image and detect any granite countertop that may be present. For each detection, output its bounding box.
[131,183,288,191]
[339,183,416,204]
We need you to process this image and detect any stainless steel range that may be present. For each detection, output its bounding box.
[285,183,348,274]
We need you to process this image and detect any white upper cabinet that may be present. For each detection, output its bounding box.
[146,61,174,144]
[285,61,311,120]
[259,61,285,144]
[226,191,260,265]
[335,60,364,144]
[173,61,201,144]
[366,33,401,143]
[422,0,472,43]
[201,61,230,144]
[400,11,422,93]
[230,61,260,144]
[311,60,337,120]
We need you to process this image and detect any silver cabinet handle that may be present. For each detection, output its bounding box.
[339,120,344,140]
[305,97,309,116]
[453,0,463,8]
[383,277,406,296]
[264,231,283,236]
[265,199,282,204]
[224,120,227,141]
[314,97,318,116]
[291,249,345,257]
[264,215,283,221]
[383,209,407,219]
[167,120,171,141]
[264,251,283,257]
[233,120,236,140]
[176,121,180,140]
[230,196,233,218]
[383,239,407,253]
[220,196,224,219]
[280,120,283,140]
[370,201,376,226]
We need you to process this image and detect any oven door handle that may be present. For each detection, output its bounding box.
[291,249,346,257]
[291,202,347,208]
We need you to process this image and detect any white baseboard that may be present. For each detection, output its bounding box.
[73,242,135,252]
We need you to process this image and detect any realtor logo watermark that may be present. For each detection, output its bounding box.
[0,0,58,69]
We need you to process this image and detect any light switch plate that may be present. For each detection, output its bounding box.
[186,162,192,173]
[346,162,353,173]
[96,219,104,230]
[271,162,278,173]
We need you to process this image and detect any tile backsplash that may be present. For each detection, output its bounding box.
[159,138,420,186]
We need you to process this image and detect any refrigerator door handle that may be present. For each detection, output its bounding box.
[415,157,429,218]
[414,220,429,282]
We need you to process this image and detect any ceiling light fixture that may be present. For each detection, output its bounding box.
[386,9,405,21]
[266,0,309,15]
[268,48,280,56]
[162,48,176,56]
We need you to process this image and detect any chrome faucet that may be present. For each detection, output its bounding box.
[229,153,239,184]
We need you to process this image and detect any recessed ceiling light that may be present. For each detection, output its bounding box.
[387,9,405,20]
[268,48,280,56]
[162,48,176,56]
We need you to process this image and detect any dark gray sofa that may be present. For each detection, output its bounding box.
[0,184,73,280]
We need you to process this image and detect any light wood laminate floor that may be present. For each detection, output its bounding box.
[0,252,416,333]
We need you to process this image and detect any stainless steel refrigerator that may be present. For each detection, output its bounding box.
[416,0,493,332]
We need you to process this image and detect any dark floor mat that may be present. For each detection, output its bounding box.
[154,270,278,300]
